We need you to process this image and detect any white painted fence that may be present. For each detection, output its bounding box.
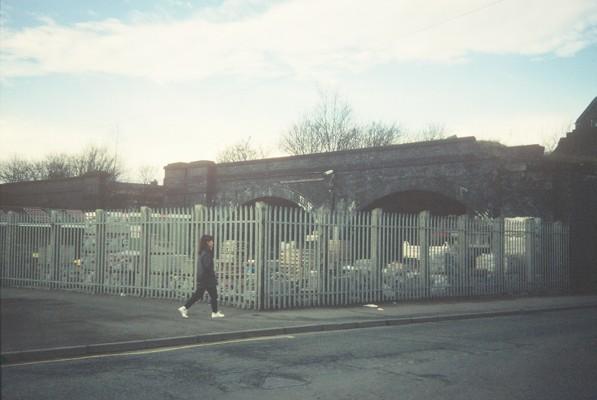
[0,205,569,310]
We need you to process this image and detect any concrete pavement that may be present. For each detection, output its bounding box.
[2,287,597,364]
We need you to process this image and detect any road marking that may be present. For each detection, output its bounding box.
[2,335,295,368]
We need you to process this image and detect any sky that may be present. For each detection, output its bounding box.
[1,0,596,182]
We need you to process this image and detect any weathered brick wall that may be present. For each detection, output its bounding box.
[164,137,552,218]
[0,175,106,210]
[0,175,164,210]
[554,127,597,158]
[163,161,215,207]
[555,164,597,293]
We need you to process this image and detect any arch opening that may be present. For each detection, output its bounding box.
[363,190,466,216]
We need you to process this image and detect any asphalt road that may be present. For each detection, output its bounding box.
[2,309,597,400]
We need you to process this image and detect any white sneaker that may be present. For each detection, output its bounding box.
[178,306,188,318]
[211,311,225,318]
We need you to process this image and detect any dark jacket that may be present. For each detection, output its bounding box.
[197,249,217,288]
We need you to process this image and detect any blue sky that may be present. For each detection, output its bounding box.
[1,0,596,182]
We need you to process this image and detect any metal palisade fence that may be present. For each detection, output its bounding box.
[0,205,569,310]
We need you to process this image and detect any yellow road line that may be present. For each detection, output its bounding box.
[2,335,295,368]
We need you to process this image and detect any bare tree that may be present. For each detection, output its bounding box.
[543,135,559,154]
[281,91,403,155]
[38,153,76,179]
[217,137,267,163]
[281,119,328,155]
[413,123,447,141]
[542,122,573,154]
[281,92,362,155]
[72,145,123,180]
[137,165,159,184]
[0,145,124,183]
[359,121,402,148]
[0,156,40,183]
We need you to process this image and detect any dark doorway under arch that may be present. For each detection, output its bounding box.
[363,190,466,216]
[242,196,300,208]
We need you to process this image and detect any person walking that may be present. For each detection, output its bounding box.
[178,234,225,319]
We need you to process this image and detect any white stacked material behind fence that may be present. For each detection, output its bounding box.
[0,205,569,310]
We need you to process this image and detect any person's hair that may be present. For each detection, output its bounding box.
[199,234,214,253]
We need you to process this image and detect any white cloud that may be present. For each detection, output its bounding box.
[1,0,596,82]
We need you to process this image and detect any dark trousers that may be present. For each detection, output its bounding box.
[184,285,218,313]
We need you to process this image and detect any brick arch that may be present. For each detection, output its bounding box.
[361,190,467,216]
[235,186,315,211]
[359,181,475,215]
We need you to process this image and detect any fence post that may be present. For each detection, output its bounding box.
[4,212,17,287]
[535,218,544,291]
[95,209,106,294]
[315,207,330,305]
[254,202,266,311]
[491,217,505,294]
[418,211,430,298]
[552,221,564,291]
[0,215,4,285]
[48,210,60,289]
[371,208,382,302]
[457,214,469,296]
[563,223,570,291]
[524,218,536,291]
[140,207,151,297]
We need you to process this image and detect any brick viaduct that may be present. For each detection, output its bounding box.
[160,135,596,293]
[163,137,587,221]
